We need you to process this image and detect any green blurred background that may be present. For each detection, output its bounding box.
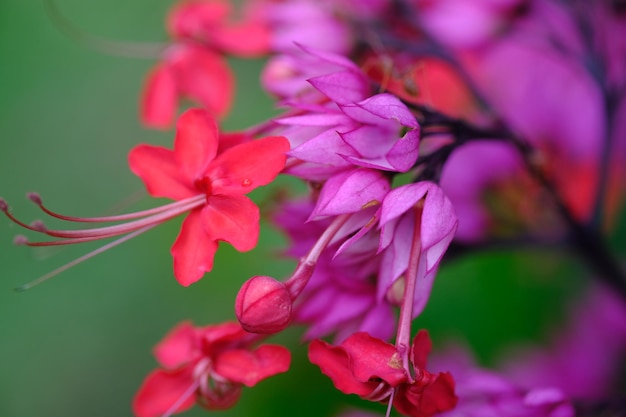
[0,1,623,417]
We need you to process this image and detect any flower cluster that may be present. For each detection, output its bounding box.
[3,0,626,416]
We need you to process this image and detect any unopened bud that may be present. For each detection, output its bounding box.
[235,275,292,334]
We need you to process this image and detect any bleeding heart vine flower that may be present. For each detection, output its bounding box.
[133,321,291,417]
[309,330,458,417]
[129,108,289,285]
[2,108,289,289]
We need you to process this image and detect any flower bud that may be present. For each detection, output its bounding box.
[235,275,292,334]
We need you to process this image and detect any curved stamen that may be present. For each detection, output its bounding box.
[385,388,396,417]
[364,380,393,402]
[28,193,204,223]
[14,225,157,292]
[27,197,204,239]
[44,0,167,59]
[0,200,46,232]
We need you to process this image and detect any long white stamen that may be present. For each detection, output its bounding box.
[14,224,157,292]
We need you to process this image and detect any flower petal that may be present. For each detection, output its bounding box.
[154,321,198,369]
[310,168,389,219]
[174,108,219,181]
[207,136,290,195]
[171,209,219,286]
[215,345,291,387]
[174,44,233,118]
[212,21,271,56]
[140,63,178,129]
[342,332,407,386]
[132,368,196,417]
[128,144,196,200]
[308,339,375,397]
[395,371,458,417]
[202,194,259,252]
[411,330,432,370]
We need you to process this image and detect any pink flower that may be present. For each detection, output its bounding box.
[133,321,291,417]
[309,330,458,417]
[129,108,289,285]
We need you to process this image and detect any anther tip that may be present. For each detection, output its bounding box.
[0,198,8,211]
[13,235,29,246]
[30,220,47,232]
[27,192,42,205]
[13,284,30,293]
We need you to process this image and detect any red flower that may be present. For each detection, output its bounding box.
[167,0,270,56]
[141,43,233,129]
[308,331,457,417]
[129,108,290,286]
[141,0,271,128]
[0,109,287,290]
[133,321,291,417]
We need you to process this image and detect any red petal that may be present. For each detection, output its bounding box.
[202,194,259,251]
[174,108,219,181]
[132,368,196,417]
[153,321,199,369]
[171,209,219,286]
[215,344,291,387]
[217,131,252,154]
[212,22,271,56]
[199,322,248,353]
[128,144,196,200]
[167,1,231,39]
[308,339,375,397]
[342,332,407,386]
[411,330,432,370]
[174,45,233,118]
[207,136,290,195]
[394,372,457,417]
[141,63,178,129]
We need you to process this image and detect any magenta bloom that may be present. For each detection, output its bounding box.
[129,108,289,285]
[133,321,290,417]
[309,330,458,417]
[377,182,458,316]
[430,344,575,417]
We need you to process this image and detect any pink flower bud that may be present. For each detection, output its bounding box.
[235,275,292,334]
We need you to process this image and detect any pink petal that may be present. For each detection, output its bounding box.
[310,168,389,218]
[171,209,219,286]
[308,69,369,104]
[140,63,178,129]
[128,144,196,200]
[132,368,196,417]
[207,136,290,195]
[215,344,291,387]
[153,321,198,369]
[174,108,219,181]
[202,194,259,252]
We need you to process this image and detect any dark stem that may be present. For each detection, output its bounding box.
[412,104,626,299]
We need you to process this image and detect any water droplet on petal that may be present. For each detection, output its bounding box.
[242,178,252,187]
